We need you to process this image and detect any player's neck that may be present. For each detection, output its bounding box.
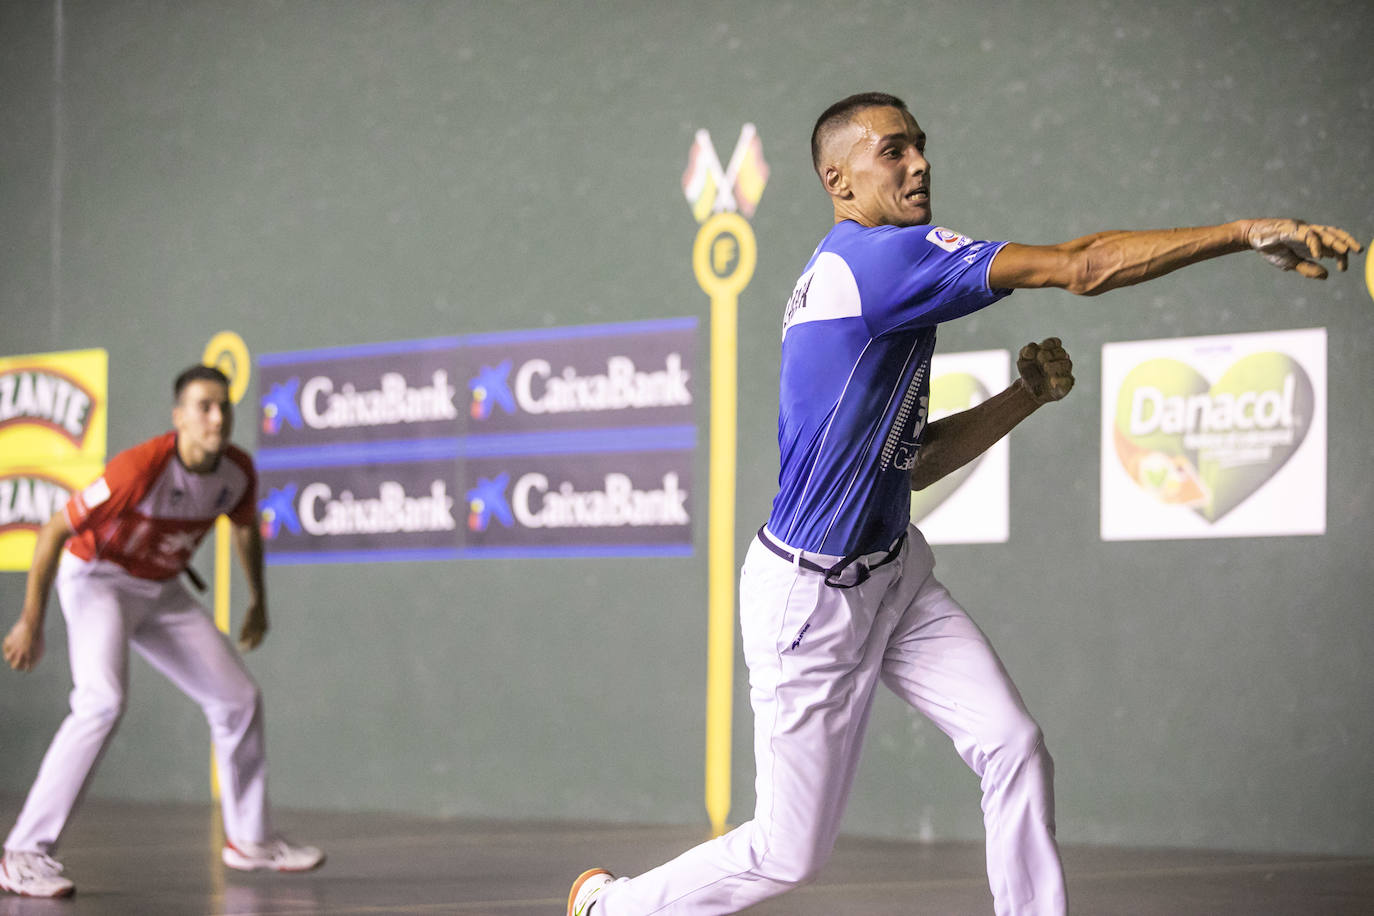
[176,438,222,474]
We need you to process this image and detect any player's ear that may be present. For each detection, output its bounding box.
[822,164,851,200]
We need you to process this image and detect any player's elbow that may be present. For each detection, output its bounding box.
[41,510,73,544]
[1062,249,1113,296]
[907,448,946,492]
[909,466,939,492]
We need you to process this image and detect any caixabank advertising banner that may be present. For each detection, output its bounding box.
[0,348,108,570]
[257,459,462,564]
[256,319,698,564]
[1100,328,1326,540]
[463,318,696,434]
[909,349,1011,544]
[257,338,463,449]
[462,448,694,557]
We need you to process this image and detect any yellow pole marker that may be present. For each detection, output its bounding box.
[201,331,251,801]
[693,211,757,837]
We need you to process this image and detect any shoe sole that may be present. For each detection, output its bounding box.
[222,852,326,873]
[0,876,75,899]
[567,867,611,916]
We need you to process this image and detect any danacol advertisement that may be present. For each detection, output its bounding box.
[1100,328,1326,540]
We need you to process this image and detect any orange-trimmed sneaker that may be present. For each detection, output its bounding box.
[567,867,613,915]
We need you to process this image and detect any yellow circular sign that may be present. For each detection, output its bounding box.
[1365,237,1373,303]
[693,211,757,300]
[202,331,251,405]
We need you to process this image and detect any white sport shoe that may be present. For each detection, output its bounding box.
[222,836,325,872]
[567,867,613,915]
[0,850,75,898]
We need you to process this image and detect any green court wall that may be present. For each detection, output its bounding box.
[2,0,1372,856]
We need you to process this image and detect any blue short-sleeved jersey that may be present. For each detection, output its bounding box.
[765,220,1012,556]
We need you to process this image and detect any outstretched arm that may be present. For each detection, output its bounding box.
[909,338,1073,491]
[230,519,269,651]
[988,219,1361,295]
[3,510,73,671]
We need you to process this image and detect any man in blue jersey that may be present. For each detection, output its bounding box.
[569,92,1361,916]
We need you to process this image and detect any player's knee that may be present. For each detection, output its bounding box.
[758,840,831,887]
[208,681,262,730]
[70,685,126,730]
[994,716,1051,773]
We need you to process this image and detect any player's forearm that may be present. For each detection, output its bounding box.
[231,523,266,604]
[20,514,72,628]
[909,381,1041,491]
[1059,221,1250,295]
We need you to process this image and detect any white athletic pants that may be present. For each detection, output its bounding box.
[598,525,1066,915]
[5,555,271,854]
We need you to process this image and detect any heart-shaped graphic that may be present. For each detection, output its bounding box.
[910,372,990,523]
[1114,353,1312,522]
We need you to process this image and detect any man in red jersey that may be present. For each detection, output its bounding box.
[1,365,323,899]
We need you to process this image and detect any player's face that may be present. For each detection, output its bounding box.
[174,379,233,462]
[837,106,931,227]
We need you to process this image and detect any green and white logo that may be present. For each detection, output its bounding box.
[1101,329,1325,540]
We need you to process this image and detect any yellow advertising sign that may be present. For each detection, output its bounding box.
[0,348,108,465]
[0,348,108,570]
[0,462,104,570]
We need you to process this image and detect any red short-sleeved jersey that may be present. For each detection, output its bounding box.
[64,431,257,580]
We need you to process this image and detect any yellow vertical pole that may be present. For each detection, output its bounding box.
[202,332,251,801]
[693,212,756,836]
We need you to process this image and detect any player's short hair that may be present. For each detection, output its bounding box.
[810,92,910,176]
[174,364,230,402]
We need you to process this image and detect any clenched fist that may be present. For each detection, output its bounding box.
[3,618,44,672]
[1018,337,1074,405]
[1245,219,1362,280]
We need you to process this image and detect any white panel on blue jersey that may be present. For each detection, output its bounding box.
[782,252,861,337]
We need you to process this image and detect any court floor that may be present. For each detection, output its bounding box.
[1,794,1371,915]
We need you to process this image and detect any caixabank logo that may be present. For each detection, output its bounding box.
[461,452,694,553]
[461,321,697,434]
[257,342,463,448]
[468,362,516,420]
[257,461,460,559]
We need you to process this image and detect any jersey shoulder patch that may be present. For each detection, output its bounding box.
[925,226,975,252]
[80,476,111,509]
[782,251,862,335]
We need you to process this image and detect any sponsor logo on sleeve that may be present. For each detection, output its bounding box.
[925,227,974,252]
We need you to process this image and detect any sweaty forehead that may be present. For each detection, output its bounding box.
[823,106,922,165]
[848,106,921,147]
